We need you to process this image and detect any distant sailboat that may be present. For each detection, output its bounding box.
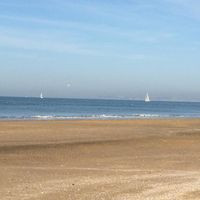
[145,93,150,102]
[40,92,43,99]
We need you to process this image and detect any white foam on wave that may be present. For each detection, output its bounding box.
[33,115,54,119]
[32,115,82,120]
[32,113,163,120]
[136,114,160,118]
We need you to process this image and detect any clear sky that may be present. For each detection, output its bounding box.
[0,0,200,101]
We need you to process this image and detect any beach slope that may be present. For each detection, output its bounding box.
[1,119,200,199]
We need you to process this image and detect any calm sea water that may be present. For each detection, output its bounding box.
[1,96,200,120]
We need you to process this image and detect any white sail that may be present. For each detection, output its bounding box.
[40,92,43,99]
[145,93,150,102]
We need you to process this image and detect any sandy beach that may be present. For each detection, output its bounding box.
[1,119,200,200]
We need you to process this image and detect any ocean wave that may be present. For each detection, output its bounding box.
[0,113,195,120]
[31,114,163,120]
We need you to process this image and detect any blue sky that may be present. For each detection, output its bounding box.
[0,0,200,100]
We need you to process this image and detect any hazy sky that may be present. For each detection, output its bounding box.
[0,0,200,100]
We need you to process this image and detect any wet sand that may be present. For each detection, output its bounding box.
[1,119,200,200]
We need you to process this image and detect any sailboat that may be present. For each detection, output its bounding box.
[145,93,150,102]
[40,92,43,99]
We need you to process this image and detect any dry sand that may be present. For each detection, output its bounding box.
[1,119,200,200]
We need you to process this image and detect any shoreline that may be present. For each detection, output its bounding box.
[0,116,200,122]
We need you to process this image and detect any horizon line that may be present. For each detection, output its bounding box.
[0,95,200,103]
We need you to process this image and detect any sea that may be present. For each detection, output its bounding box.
[1,96,200,120]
